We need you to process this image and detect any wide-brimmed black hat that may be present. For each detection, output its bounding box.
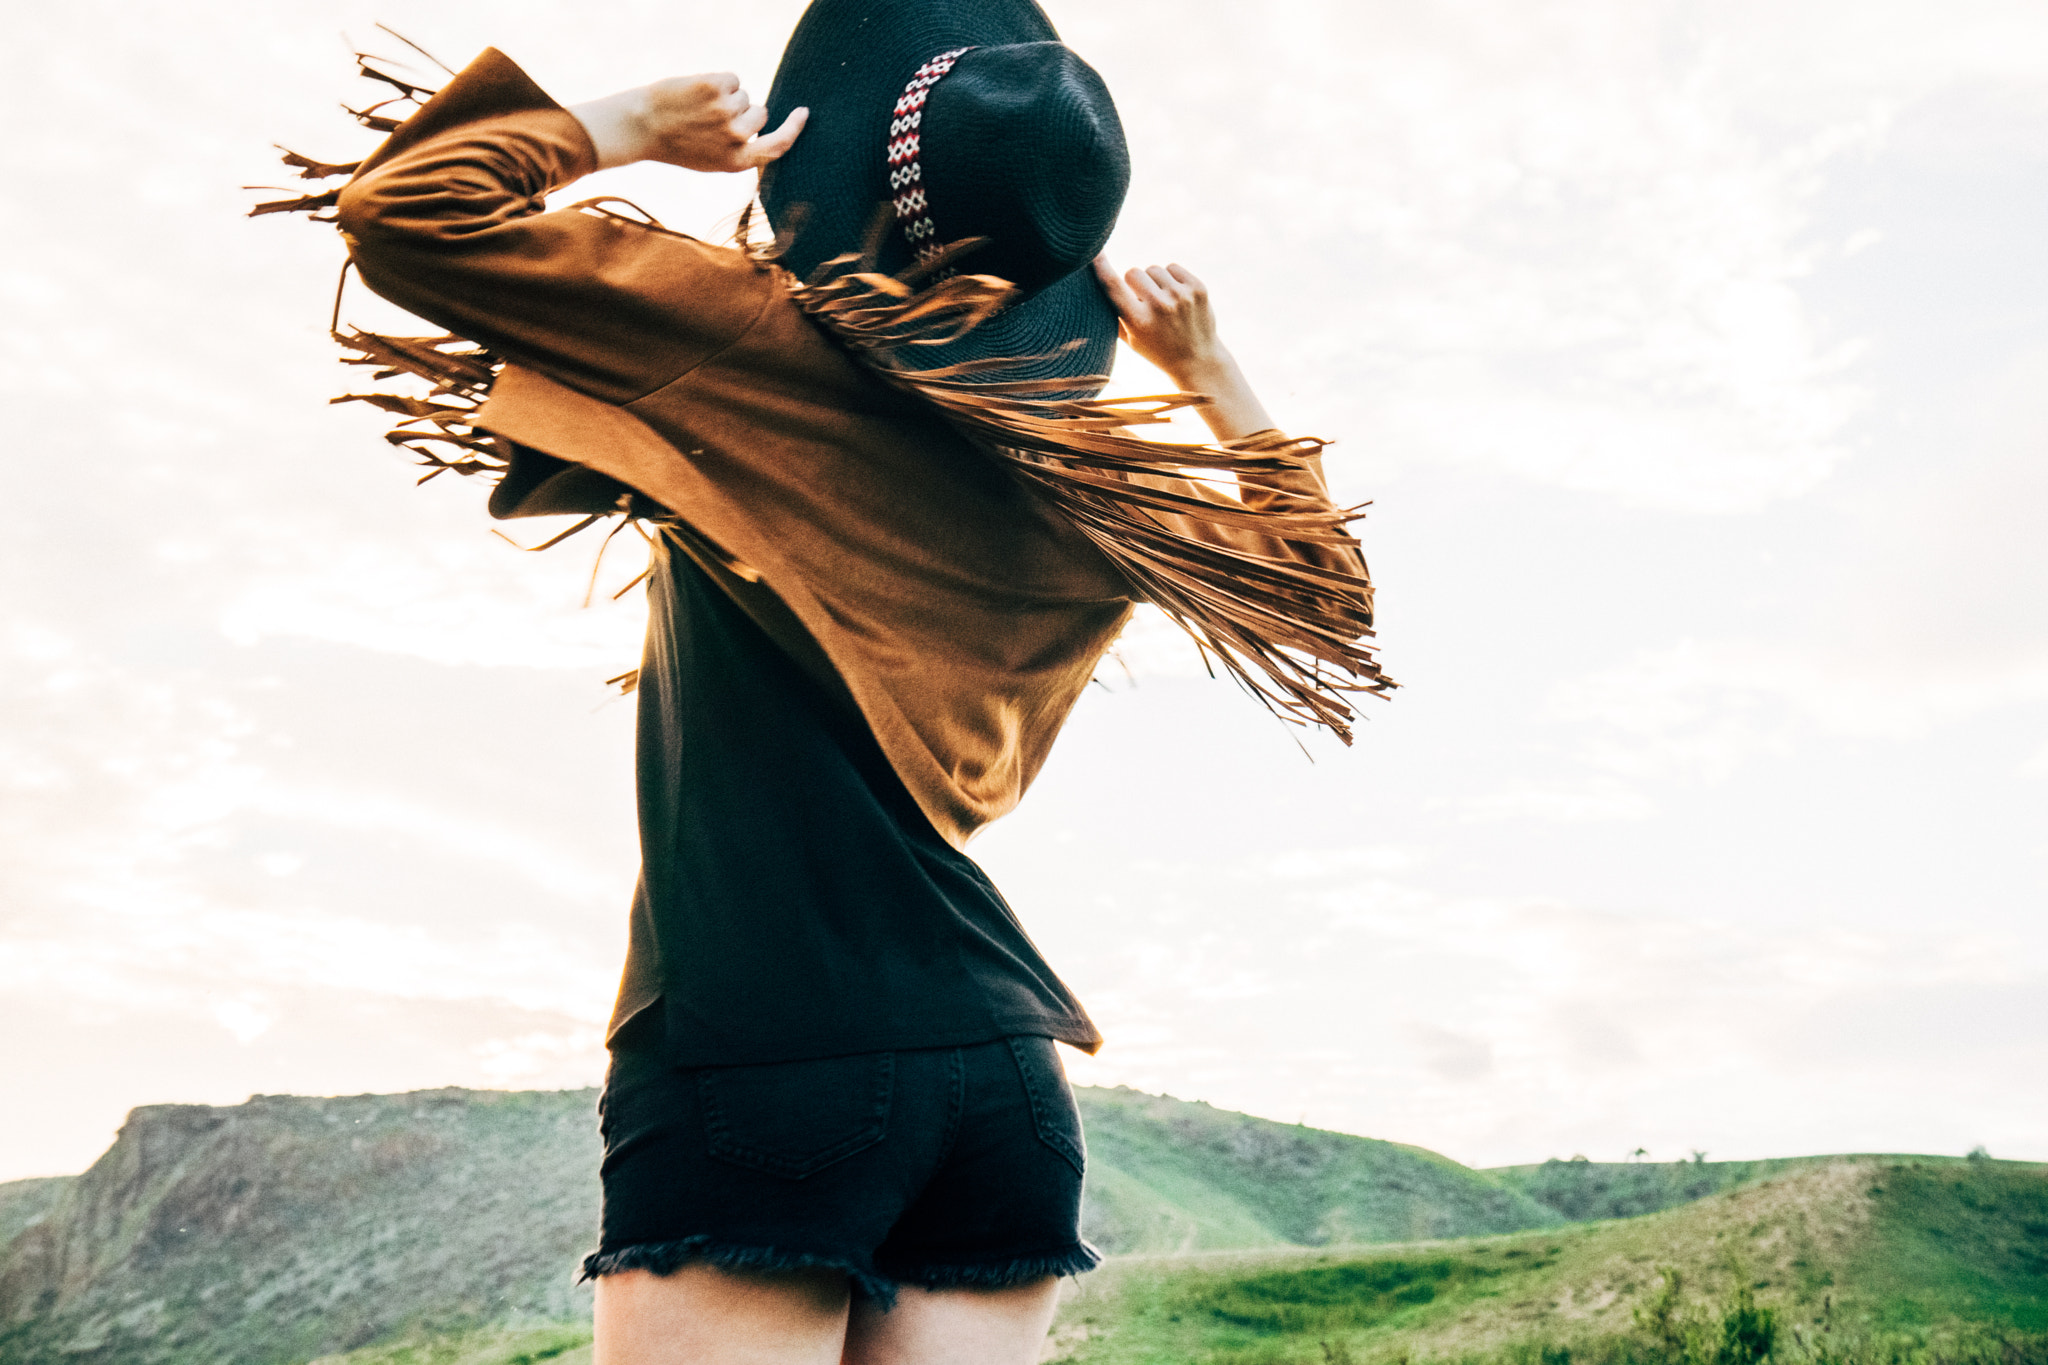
[761,0,1129,387]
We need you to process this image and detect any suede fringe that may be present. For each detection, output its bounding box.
[253,52,1393,742]
[248,50,519,497]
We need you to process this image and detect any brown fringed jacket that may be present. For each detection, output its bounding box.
[322,49,1385,854]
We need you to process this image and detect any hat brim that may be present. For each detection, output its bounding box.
[762,0,1118,390]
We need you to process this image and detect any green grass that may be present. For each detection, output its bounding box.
[1046,1237,1574,1364]
[1191,1256,1505,1335]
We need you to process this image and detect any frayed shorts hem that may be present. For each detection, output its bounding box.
[579,1236,1102,1310]
[887,1240,1103,1291]
[579,1236,894,1306]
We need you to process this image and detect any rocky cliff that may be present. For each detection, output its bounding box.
[0,1089,598,1365]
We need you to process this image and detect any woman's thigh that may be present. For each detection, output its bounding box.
[842,1278,1063,1365]
[593,1264,850,1365]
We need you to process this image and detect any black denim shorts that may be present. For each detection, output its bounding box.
[581,1032,1099,1305]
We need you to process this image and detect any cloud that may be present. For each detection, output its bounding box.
[0,620,629,1120]
[211,997,276,1045]
[475,1029,598,1086]
[1544,631,2048,786]
[1065,0,1938,513]
[1,895,616,1028]
[1097,605,1216,683]
[1446,779,1655,824]
[217,525,653,672]
[1052,852,2048,1165]
[1411,1023,1497,1082]
[1268,847,1418,879]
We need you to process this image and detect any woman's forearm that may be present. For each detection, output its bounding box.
[1168,346,1277,443]
[568,87,656,169]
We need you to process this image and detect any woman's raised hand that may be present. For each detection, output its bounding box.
[1092,258,1223,384]
[572,76,808,173]
[1093,256,1276,440]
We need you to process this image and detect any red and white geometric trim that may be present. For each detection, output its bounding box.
[887,47,973,267]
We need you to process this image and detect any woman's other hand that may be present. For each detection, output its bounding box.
[1093,258,1220,381]
[572,76,808,173]
[1093,256,1276,441]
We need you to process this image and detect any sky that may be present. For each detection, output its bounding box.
[2,0,2045,1183]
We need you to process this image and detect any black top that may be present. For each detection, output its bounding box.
[621,534,1100,1068]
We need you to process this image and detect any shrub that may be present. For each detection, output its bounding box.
[1714,1285,1778,1365]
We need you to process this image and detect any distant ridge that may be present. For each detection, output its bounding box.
[1484,1151,2033,1224]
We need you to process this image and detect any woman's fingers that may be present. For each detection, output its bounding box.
[1145,264,1206,307]
[1093,255,1147,319]
[1086,257,1230,394]
[1128,265,1181,313]
[579,75,802,172]
[1166,264,1207,304]
[732,101,769,141]
[1098,255,1217,381]
[741,106,809,167]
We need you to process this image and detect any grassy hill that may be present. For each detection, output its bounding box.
[0,1084,1560,1365]
[294,1155,2048,1365]
[1078,1088,1560,1254]
[1047,1155,2048,1363]
[1056,1154,2048,1365]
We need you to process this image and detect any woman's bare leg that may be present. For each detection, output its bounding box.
[842,1278,1062,1365]
[593,1264,852,1365]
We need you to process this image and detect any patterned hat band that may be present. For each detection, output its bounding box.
[887,48,975,268]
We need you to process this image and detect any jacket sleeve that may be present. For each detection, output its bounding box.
[1232,429,1369,582]
[334,49,773,406]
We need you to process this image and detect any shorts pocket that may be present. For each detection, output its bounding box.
[1007,1036,1085,1177]
[699,1052,893,1179]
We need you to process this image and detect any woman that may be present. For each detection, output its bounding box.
[313,0,1384,1360]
